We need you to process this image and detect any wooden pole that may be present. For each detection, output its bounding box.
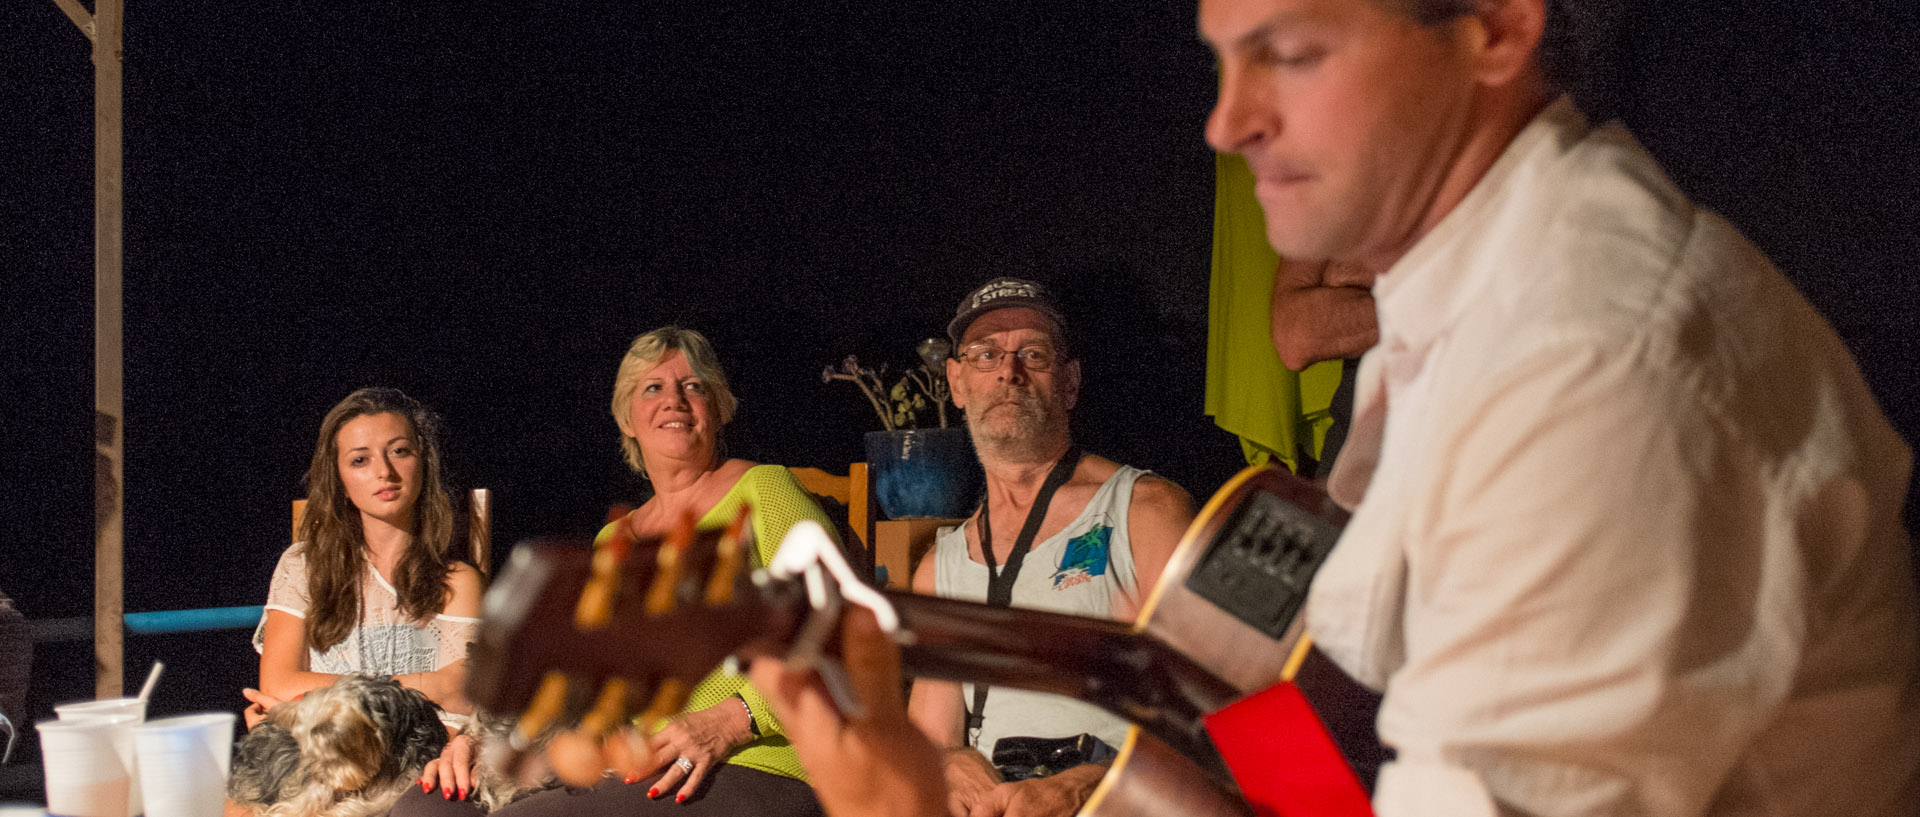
[50,0,93,39]
[93,0,126,699]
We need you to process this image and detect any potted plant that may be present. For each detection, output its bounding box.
[823,339,979,520]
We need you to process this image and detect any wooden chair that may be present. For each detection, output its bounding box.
[789,464,870,549]
[292,489,493,578]
[789,464,877,583]
[792,465,966,590]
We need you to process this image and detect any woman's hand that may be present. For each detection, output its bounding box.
[241,688,285,730]
[418,733,478,801]
[641,697,755,802]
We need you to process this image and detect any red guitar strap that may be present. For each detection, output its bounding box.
[1203,682,1375,817]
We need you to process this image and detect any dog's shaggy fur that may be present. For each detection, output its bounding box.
[227,675,449,817]
[461,711,557,813]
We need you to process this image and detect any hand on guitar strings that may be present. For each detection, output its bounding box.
[748,607,947,817]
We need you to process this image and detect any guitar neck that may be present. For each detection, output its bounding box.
[721,575,1244,752]
[878,589,1239,771]
[473,543,1232,747]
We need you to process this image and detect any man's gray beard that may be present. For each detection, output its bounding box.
[964,387,1067,463]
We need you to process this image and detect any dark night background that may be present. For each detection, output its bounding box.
[2,0,1916,775]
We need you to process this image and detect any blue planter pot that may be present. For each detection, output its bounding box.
[864,428,979,520]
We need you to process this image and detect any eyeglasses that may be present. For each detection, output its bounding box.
[954,343,1058,372]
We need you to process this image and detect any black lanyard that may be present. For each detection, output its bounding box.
[967,445,1082,742]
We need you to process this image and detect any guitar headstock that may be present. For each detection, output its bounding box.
[466,508,807,779]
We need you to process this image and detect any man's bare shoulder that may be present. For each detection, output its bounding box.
[1121,472,1195,611]
[1072,454,1194,524]
[1127,474,1196,529]
[1074,452,1124,486]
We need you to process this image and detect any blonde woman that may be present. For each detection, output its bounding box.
[405,328,836,817]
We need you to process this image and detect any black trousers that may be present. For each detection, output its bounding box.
[390,763,824,817]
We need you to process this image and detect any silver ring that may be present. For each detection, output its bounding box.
[675,757,695,773]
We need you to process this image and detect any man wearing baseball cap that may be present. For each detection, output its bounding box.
[902,277,1197,817]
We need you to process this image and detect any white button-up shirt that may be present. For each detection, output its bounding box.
[1311,98,1920,817]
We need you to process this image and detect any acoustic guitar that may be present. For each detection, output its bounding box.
[466,463,1375,817]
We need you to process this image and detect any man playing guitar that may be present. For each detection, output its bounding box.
[746,0,1920,814]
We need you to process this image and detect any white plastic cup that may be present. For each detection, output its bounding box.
[52,699,146,725]
[51,699,145,817]
[35,719,131,817]
[133,713,236,817]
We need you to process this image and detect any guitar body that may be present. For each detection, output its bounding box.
[1137,463,1340,691]
[1076,659,1383,817]
[1065,464,1361,816]
[1080,729,1256,817]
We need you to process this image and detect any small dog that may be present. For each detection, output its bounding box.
[461,711,563,812]
[227,675,449,817]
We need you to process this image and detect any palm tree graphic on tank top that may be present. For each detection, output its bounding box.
[1050,526,1111,590]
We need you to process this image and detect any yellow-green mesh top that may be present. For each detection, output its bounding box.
[593,464,841,782]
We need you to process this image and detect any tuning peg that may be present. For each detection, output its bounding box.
[601,726,650,777]
[579,677,631,736]
[576,522,638,630]
[636,510,698,616]
[546,728,608,786]
[636,678,691,731]
[513,671,572,749]
[645,527,689,616]
[704,505,752,605]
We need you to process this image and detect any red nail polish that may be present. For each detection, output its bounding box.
[443,789,451,800]
[648,787,659,798]
[676,794,686,804]
[421,780,430,793]
[458,787,467,800]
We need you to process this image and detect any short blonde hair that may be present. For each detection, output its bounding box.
[610,326,739,475]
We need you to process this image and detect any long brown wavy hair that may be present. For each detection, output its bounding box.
[297,387,455,653]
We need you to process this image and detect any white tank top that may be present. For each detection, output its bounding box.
[932,464,1147,756]
[253,544,477,728]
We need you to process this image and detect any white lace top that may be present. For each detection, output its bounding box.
[253,543,478,726]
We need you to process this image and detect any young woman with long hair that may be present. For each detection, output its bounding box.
[243,387,483,726]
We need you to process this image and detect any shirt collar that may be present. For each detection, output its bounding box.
[1371,96,1590,354]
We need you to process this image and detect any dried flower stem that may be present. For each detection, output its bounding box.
[904,367,948,428]
[825,349,950,431]
[824,357,898,431]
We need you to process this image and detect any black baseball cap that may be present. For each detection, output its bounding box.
[947,278,1069,347]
